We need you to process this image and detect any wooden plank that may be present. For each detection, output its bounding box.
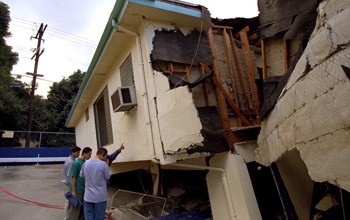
[199,64,210,106]
[261,39,267,80]
[207,29,230,130]
[212,76,250,126]
[248,33,258,41]
[200,60,250,126]
[208,28,235,151]
[184,64,190,82]
[172,69,187,73]
[233,26,249,39]
[229,30,249,111]
[222,28,241,126]
[167,62,174,74]
[213,25,233,30]
[222,29,239,104]
[239,29,260,116]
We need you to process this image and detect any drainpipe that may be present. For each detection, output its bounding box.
[168,163,237,220]
[111,20,158,163]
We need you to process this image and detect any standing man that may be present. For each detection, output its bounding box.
[67,147,92,220]
[61,146,81,220]
[80,146,124,220]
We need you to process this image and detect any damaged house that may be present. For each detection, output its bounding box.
[66,0,350,219]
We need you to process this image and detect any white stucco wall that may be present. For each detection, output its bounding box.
[207,152,262,220]
[75,106,98,149]
[257,0,350,191]
[74,27,153,162]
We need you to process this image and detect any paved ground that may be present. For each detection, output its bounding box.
[0,164,122,220]
[0,164,65,220]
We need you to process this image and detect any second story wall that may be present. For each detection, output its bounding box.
[74,24,154,163]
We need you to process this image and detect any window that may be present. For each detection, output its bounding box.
[94,87,113,147]
[120,54,134,86]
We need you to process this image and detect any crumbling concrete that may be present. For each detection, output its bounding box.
[257,0,350,191]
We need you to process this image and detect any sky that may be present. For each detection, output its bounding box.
[2,0,259,97]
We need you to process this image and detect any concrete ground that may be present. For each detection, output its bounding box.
[0,164,121,220]
[0,164,65,220]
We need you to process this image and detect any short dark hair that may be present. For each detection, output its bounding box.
[96,148,108,156]
[82,147,92,155]
[70,146,81,154]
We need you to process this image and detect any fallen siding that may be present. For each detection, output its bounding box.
[257,0,350,191]
[157,86,204,155]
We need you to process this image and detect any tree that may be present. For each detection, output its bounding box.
[46,69,84,132]
[0,2,83,148]
[0,2,28,131]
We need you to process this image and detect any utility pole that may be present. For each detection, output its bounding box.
[25,23,47,148]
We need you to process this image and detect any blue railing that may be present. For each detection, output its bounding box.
[0,130,75,164]
[0,147,70,164]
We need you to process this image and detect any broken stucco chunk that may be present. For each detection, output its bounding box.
[153,70,170,94]
[157,86,203,155]
[307,5,350,68]
[257,0,350,191]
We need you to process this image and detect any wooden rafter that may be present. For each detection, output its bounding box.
[239,27,260,123]
[207,29,236,151]
[228,30,249,111]
[222,28,239,108]
[261,39,267,80]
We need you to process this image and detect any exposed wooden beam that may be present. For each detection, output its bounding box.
[199,63,210,106]
[207,29,236,152]
[261,39,267,80]
[229,30,249,111]
[222,28,239,117]
[212,76,250,126]
[239,27,260,123]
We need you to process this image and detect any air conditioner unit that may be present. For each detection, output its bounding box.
[111,86,137,112]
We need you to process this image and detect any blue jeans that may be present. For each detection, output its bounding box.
[84,200,107,220]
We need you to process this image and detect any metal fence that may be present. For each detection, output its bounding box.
[0,130,76,148]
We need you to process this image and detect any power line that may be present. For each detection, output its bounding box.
[48,25,97,45]
[11,21,97,48]
[11,17,98,47]
[12,16,96,43]
[11,74,56,83]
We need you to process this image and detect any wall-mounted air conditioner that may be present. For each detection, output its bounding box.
[111,86,137,112]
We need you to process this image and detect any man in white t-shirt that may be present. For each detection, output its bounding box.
[61,146,81,220]
[80,147,123,220]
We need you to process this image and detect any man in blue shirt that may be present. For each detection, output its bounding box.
[80,145,124,220]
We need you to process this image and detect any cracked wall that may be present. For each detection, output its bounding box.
[257,0,350,191]
[144,21,229,163]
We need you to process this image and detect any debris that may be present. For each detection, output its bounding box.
[315,195,338,211]
[167,187,185,197]
[108,189,167,220]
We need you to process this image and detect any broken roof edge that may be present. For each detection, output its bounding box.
[65,0,209,128]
